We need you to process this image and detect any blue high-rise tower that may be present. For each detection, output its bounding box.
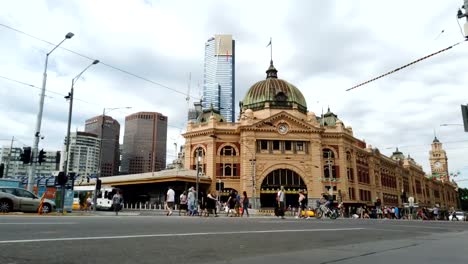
[202,34,235,122]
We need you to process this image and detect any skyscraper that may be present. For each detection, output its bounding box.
[121,112,167,174]
[202,34,235,122]
[60,132,100,177]
[85,115,120,177]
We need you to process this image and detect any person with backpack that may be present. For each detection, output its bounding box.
[112,190,123,216]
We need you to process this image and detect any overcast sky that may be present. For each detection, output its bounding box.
[1,0,467,187]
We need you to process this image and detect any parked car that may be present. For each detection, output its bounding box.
[0,187,56,213]
[448,211,466,221]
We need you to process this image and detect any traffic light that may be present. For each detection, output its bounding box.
[19,147,32,164]
[96,179,102,190]
[461,104,468,132]
[57,171,68,185]
[38,149,46,165]
[0,163,4,178]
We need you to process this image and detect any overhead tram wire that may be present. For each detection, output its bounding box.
[0,74,92,105]
[0,23,199,100]
[346,39,468,92]
[1,74,185,130]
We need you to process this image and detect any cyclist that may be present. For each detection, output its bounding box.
[321,192,333,210]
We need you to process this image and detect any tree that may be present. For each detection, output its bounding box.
[459,188,468,211]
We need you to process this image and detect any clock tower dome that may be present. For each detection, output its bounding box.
[429,136,449,182]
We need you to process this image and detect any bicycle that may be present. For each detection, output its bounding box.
[314,203,339,219]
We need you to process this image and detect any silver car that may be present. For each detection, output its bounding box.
[0,187,56,213]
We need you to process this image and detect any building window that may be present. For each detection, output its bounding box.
[273,140,280,150]
[296,142,304,151]
[323,149,335,158]
[284,141,292,151]
[221,146,236,156]
[347,168,354,182]
[260,140,268,150]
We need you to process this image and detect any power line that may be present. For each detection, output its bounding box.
[1,73,185,130]
[346,39,468,92]
[0,23,199,100]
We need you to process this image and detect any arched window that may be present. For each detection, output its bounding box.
[323,148,335,158]
[221,146,236,156]
[193,147,205,174]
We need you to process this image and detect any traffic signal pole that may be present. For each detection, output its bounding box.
[28,33,74,192]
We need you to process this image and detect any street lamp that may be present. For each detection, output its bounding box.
[195,149,202,210]
[94,106,131,211]
[28,32,74,192]
[61,60,99,213]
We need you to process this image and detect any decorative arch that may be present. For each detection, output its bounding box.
[258,165,308,208]
[217,143,239,156]
[192,145,207,175]
[322,147,337,158]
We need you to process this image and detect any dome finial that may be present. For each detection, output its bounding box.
[266,60,278,79]
[265,38,277,79]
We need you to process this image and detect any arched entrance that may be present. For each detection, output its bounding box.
[260,169,307,208]
[219,188,238,203]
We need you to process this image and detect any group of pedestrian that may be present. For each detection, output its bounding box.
[165,187,251,217]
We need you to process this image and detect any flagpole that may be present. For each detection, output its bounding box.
[270,37,273,62]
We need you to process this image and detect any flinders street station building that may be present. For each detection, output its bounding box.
[183,61,459,210]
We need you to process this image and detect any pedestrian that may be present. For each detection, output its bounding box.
[187,187,196,216]
[86,192,93,211]
[199,191,207,216]
[375,198,382,219]
[179,191,188,216]
[297,190,306,219]
[433,206,439,220]
[394,206,399,219]
[206,191,218,217]
[276,186,286,219]
[241,191,250,217]
[226,190,237,217]
[166,186,175,216]
[112,190,123,216]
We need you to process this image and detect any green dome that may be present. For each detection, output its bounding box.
[241,61,307,113]
[196,105,225,123]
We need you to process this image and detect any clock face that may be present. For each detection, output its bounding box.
[278,124,289,134]
[434,161,442,168]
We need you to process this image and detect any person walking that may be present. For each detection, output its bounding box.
[297,190,307,219]
[276,186,286,219]
[187,187,196,216]
[166,186,175,216]
[179,191,188,216]
[226,190,237,217]
[241,191,250,217]
[206,191,218,217]
[112,190,123,216]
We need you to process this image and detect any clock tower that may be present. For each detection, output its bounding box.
[429,136,449,182]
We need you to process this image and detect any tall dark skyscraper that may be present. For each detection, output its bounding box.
[85,115,120,177]
[121,112,167,174]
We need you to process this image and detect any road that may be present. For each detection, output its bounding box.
[0,215,467,264]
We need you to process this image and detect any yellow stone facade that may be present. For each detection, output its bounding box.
[182,63,458,210]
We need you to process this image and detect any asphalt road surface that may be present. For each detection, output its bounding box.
[0,215,467,264]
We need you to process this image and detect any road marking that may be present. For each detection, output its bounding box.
[0,222,76,225]
[0,228,364,244]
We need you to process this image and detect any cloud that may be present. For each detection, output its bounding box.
[0,0,467,186]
